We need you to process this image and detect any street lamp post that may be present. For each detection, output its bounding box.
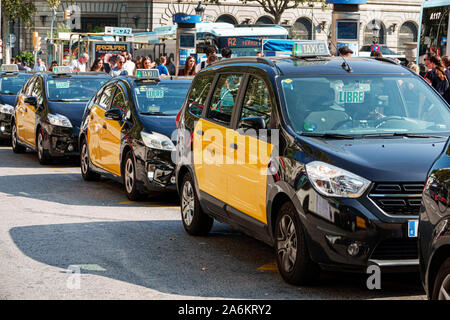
[195,1,205,19]
[372,23,381,44]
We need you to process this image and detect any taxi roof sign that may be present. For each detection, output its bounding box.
[53,66,72,74]
[292,41,331,58]
[0,64,19,72]
[135,69,160,80]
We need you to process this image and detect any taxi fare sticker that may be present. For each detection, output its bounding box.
[146,88,164,99]
[337,90,364,104]
[55,81,70,89]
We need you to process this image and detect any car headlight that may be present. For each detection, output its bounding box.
[47,113,72,128]
[305,161,371,198]
[0,104,14,115]
[141,131,175,151]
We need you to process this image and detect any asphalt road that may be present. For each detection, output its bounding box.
[0,145,426,300]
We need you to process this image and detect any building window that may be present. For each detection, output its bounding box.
[364,20,386,45]
[292,17,312,40]
[256,16,274,25]
[216,14,238,25]
[398,21,418,54]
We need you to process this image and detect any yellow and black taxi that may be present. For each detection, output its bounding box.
[175,41,450,285]
[419,139,450,300]
[11,66,110,164]
[0,64,33,142]
[78,69,192,200]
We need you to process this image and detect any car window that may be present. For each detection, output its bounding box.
[110,87,128,112]
[187,74,214,117]
[280,75,450,135]
[24,77,36,96]
[32,77,44,105]
[0,74,32,95]
[99,85,116,109]
[239,76,273,128]
[207,74,243,126]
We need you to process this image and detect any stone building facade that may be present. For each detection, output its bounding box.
[10,0,423,59]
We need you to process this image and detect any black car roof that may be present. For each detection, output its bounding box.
[39,72,111,79]
[114,75,193,87]
[205,56,413,76]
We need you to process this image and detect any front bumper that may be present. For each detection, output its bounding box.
[135,147,177,194]
[43,124,79,157]
[299,184,420,272]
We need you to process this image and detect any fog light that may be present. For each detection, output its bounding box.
[67,144,74,152]
[170,176,176,184]
[147,164,155,181]
[347,243,360,256]
[0,126,5,132]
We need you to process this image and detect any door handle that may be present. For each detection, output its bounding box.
[24,108,28,113]
[90,115,94,120]
[230,143,238,150]
[103,124,107,129]
[197,130,204,136]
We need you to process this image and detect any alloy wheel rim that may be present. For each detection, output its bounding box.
[125,158,134,193]
[12,125,17,148]
[439,274,450,300]
[181,181,195,226]
[81,143,89,175]
[276,215,298,273]
[38,133,43,159]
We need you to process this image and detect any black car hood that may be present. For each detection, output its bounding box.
[47,101,87,129]
[140,115,177,142]
[297,136,449,182]
[0,94,18,106]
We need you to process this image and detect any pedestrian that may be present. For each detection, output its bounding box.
[179,56,197,76]
[69,53,89,72]
[407,62,420,74]
[423,52,436,84]
[15,58,26,71]
[443,55,450,69]
[135,57,144,70]
[256,51,263,57]
[90,58,105,72]
[33,58,47,71]
[10,58,15,64]
[426,55,450,103]
[221,47,232,59]
[338,46,353,57]
[50,61,58,72]
[122,51,136,75]
[142,57,155,70]
[22,61,31,71]
[370,50,382,57]
[165,56,176,75]
[109,55,129,77]
[197,46,216,72]
[208,55,219,65]
[157,56,169,75]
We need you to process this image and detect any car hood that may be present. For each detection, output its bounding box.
[297,136,449,182]
[47,101,88,129]
[140,115,177,142]
[0,94,18,106]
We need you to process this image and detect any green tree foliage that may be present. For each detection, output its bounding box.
[15,50,34,66]
[1,0,36,25]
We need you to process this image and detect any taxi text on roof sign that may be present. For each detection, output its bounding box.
[135,69,160,79]
[0,64,19,72]
[53,66,72,74]
[292,41,331,57]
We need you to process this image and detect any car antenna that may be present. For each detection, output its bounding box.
[310,15,353,73]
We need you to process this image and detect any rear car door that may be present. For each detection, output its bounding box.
[16,77,35,143]
[100,83,129,176]
[193,73,244,204]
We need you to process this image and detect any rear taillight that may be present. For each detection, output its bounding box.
[176,108,183,129]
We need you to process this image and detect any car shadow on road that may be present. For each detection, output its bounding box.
[0,146,79,169]
[9,221,425,300]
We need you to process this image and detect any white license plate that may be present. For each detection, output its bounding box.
[408,220,418,238]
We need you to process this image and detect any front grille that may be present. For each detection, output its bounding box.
[370,238,418,260]
[369,183,424,216]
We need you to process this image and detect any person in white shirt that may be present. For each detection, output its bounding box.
[69,53,89,72]
[33,58,47,72]
[122,51,136,75]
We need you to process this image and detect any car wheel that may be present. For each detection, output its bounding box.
[123,151,144,201]
[80,138,100,181]
[37,130,51,165]
[11,122,25,153]
[180,173,213,236]
[432,258,450,300]
[275,201,320,285]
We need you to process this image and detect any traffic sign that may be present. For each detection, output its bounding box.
[371,44,380,52]
[8,34,16,44]
[104,27,132,36]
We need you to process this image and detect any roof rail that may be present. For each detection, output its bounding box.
[206,57,276,68]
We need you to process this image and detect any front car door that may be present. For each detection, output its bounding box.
[24,76,44,147]
[16,77,36,144]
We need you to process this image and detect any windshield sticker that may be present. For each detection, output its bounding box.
[281,79,294,91]
[148,106,160,112]
[55,81,70,89]
[304,122,317,132]
[145,88,164,99]
[337,90,365,104]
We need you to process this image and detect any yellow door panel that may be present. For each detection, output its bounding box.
[193,118,228,203]
[88,105,104,168]
[100,118,123,176]
[226,130,274,224]
[23,104,37,147]
[15,96,26,142]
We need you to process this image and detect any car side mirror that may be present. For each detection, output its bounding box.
[24,96,37,107]
[239,116,266,131]
[104,108,124,121]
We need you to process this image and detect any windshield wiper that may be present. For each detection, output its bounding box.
[140,111,172,116]
[363,133,446,139]
[301,132,355,140]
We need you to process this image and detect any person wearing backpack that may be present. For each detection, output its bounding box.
[428,55,450,103]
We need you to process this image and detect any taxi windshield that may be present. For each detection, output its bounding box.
[133,81,190,116]
[279,75,450,136]
[47,77,108,101]
[0,74,32,95]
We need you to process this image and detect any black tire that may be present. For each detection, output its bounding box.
[180,173,213,236]
[37,129,51,165]
[123,151,145,201]
[11,121,25,153]
[80,138,100,181]
[274,201,320,285]
[431,257,450,300]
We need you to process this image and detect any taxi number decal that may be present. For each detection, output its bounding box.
[55,81,70,89]
[337,91,364,104]
[145,88,164,99]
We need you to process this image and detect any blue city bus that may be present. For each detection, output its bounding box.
[417,0,450,71]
